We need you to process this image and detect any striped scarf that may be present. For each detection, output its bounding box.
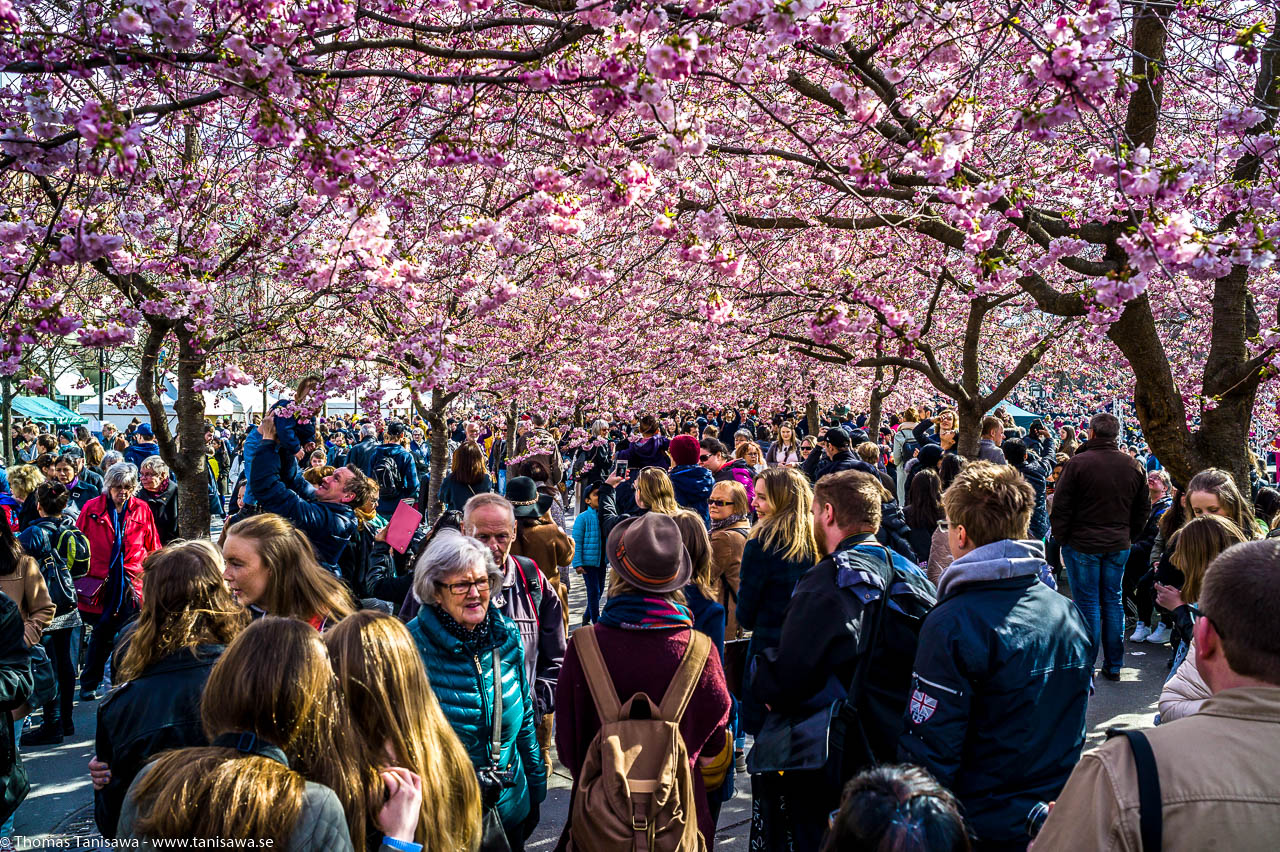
[598,594,694,630]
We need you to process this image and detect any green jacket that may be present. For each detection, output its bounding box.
[408,605,546,829]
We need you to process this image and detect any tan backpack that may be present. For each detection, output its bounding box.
[569,625,711,852]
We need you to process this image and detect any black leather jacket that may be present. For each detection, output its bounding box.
[94,645,226,837]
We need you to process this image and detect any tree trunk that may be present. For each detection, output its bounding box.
[1,377,12,466]
[805,396,820,437]
[415,389,458,523]
[954,399,984,460]
[867,366,885,437]
[504,401,517,466]
[137,322,211,539]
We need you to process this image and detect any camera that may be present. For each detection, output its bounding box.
[1026,801,1051,838]
[477,767,517,806]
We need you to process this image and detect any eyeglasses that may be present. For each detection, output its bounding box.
[699,454,710,462]
[708,499,734,507]
[1186,603,1225,639]
[937,519,950,530]
[446,579,490,596]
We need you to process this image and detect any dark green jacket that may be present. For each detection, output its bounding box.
[408,605,546,829]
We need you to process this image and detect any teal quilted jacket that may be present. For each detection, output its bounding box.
[408,606,546,829]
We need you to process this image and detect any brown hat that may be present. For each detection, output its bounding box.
[606,513,692,594]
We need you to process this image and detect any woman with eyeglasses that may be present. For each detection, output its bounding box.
[406,530,546,851]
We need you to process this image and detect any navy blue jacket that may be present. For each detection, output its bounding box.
[669,464,715,527]
[346,438,379,477]
[249,438,356,571]
[802,447,878,483]
[122,441,159,470]
[369,443,418,517]
[899,540,1090,846]
[1014,456,1053,540]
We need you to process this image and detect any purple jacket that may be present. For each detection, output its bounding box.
[714,459,755,503]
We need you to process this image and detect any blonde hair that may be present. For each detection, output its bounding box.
[749,467,818,565]
[8,464,43,501]
[223,513,356,624]
[325,613,481,851]
[1170,514,1248,603]
[636,467,680,515]
[1186,468,1260,541]
[711,480,750,516]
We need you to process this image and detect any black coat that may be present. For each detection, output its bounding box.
[138,481,180,546]
[436,473,493,513]
[1049,438,1149,554]
[801,447,878,483]
[0,591,31,823]
[94,644,226,837]
[899,574,1090,846]
[1013,457,1052,540]
[877,500,916,561]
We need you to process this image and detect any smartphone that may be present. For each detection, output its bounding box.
[613,460,629,478]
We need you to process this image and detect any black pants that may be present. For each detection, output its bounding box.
[81,602,137,692]
[40,624,79,725]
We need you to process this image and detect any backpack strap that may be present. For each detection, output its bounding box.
[574,625,621,723]
[658,630,710,724]
[1106,728,1162,852]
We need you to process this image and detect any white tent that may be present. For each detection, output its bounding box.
[78,376,178,431]
[54,371,96,398]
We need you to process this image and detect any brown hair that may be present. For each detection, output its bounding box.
[671,510,714,600]
[1170,514,1247,603]
[325,613,481,851]
[302,464,335,486]
[340,464,378,509]
[813,469,883,534]
[751,467,818,565]
[734,441,762,465]
[1199,540,1280,685]
[223,513,356,624]
[1186,468,1260,541]
[130,618,373,849]
[117,541,250,683]
[450,441,488,486]
[85,439,105,469]
[941,462,1033,547]
[980,416,1004,437]
[710,479,750,516]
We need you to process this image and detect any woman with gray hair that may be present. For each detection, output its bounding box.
[406,530,546,850]
[137,456,179,545]
[75,461,162,699]
[573,418,613,512]
[99,450,124,476]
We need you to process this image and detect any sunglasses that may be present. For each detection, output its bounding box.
[699,454,711,462]
[1187,603,1225,639]
[708,499,735,507]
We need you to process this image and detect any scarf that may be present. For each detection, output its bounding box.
[711,513,750,532]
[103,498,129,619]
[353,504,378,530]
[433,604,496,656]
[599,594,694,630]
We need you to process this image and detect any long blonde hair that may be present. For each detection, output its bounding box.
[117,541,249,683]
[131,618,374,850]
[223,513,356,624]
[636,467,680,515]
[325,612,481,851]
[1170,514,1248,603]
[750,467,819,565]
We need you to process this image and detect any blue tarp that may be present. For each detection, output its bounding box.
[11,396,88,426]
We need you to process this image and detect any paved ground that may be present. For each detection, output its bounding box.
[9,520,1172,849]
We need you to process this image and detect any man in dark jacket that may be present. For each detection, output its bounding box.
[753,470,935,851]
[250,413,373,571]
[801,426,878,483]
[369,421,417,520]
[900,462,1091,850]
[1049,412,1149,679]
[1003,437,1052,540]
[122,423,159,469]
[345,423,379,476]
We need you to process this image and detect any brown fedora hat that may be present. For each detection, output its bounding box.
[606,513,692,594]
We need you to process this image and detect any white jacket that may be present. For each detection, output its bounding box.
[1160,642,1211,722]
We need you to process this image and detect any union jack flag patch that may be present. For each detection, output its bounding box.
[909,689,937,724]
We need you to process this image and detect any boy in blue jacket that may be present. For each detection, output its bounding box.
[571,482,604,625]
[240,376,317,509]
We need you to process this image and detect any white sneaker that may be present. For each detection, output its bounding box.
[1129,623,1152,642]
[1146,623,1172,644]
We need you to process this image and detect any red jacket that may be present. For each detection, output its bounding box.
[76,494,161,615]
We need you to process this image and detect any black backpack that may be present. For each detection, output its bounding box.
[371,446,404,499]
[34,522,77,616]
[833,544,937,772]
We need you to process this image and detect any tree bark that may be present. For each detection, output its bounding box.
[805,396,820,437]
[1,377,12,467]
[954,398,984,460]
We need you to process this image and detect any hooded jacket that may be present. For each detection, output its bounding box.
[669,464,715,526]
[408,606,547,830]
[122,441,159,470]
[713,459,755,503]
[900,539,1090,846]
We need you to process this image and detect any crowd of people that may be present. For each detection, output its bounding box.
[0,399,1275,851]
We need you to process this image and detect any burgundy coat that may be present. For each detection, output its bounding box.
[555,625,732,849]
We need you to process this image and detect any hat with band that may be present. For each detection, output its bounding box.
[605,512,692,595]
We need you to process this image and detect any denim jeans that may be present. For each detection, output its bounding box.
[1063,545,1129,673]
[580,564,605,624]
